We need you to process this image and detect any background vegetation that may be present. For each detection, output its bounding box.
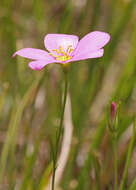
[0,0,136,189]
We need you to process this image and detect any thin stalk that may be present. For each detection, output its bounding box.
[112,133,118,190]
[119,123,136,190]
[51,69,68,190]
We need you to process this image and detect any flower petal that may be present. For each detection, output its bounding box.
[44,34,79,54]
[72,31,110,56]
[12,48,54,61]
[70,49,104,62]
[28,60,54,70]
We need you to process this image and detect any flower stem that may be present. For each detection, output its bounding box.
[119,122,136,190]
[112,132,118,190]
[51,68,68,190]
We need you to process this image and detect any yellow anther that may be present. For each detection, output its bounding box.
[68,48,74,54]
[59,46,65,55]
[48,53,53,56]
[48,53,59,58]
[52,49,60,55]
[66,45,72,53]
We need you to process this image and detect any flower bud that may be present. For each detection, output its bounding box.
[110,102,116,122]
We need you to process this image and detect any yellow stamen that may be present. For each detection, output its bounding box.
[59,46,65,55]
[68,48,74,54]
[66,45,72,53]
[49,45,73,62]
[52,49,60,55]
[48,53,59,58]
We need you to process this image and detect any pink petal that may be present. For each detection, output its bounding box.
[12,48,54,61]
[72,31,110,57]
[44,34,79,54]
[70,49,104,62]
[28,60,53,70]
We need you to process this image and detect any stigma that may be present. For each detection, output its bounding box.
[48,45,74,62]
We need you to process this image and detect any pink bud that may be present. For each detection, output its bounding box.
[110,102,116,121]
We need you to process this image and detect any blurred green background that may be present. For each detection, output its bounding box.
[0,0,136,189]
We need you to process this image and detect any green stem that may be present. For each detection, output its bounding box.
[51,68,68,190]
[119,123,136,190]
[112,132,118,190]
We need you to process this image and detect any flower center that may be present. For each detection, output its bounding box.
[49,45,73,62]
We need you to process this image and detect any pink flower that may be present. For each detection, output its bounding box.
[13,31,110,70]
[110,102,116,122]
